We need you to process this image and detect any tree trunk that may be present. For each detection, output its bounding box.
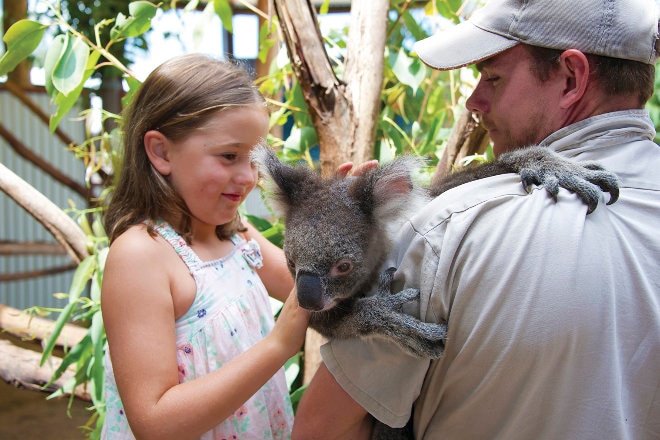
[3,0,30,87]
[273,0,387,176]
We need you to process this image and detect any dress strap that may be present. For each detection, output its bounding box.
[152,222,201,270]
[232,234,264,269]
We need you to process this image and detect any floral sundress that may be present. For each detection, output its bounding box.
[102,222,293,439]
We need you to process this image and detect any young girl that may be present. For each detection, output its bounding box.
[100,53,309,440]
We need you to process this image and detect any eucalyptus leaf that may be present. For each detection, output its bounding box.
[110,1,158,41]
[213,0,233,33]
[43,34,68,98]
[390,48,426,94]
[52,36,90,96]
[0,19,47,76]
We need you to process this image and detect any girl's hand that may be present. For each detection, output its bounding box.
[270,289,310,357]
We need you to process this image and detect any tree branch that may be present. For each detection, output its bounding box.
[0,162,89,264]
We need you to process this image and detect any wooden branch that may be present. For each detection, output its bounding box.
[0,240,68,256]
[0,120,89,198]
[0,162,89,264]
[0,304,87,349]
[274,0,347,174]
[0,340,90,401]
[432,110,490,185]
[0,264,78,282]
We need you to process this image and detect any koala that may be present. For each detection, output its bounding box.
[253,144,618,355]
[253,145,618,440]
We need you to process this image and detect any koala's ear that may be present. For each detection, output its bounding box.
[251,144,319,216]
[349,156,421,220]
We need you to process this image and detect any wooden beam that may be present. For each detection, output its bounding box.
[0,304,87,348]
[0,339,90,401]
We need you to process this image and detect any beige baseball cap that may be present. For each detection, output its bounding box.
[414,0,660,70]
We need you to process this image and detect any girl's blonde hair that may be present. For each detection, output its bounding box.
[104,53,266,243]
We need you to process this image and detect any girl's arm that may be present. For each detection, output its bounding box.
[102,226,308,440]
[243,221,294,302]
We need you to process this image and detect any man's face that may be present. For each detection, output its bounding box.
[466,45,564,156]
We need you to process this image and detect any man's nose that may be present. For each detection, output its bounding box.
[465,81,487,115]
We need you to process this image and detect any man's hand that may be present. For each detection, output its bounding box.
[336,160,379,177]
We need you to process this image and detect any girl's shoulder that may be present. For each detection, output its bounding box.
[107,223,179,270]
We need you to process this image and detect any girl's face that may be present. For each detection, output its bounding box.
[164,105,268,230]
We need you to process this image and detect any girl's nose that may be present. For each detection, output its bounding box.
[234,159,258,187]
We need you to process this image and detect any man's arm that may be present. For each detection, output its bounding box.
[292,363,373,440]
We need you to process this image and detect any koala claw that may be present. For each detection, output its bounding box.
[500,146,620,214]
[518,164,619,214]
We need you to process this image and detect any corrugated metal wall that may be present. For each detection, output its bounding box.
[0,88,86,311]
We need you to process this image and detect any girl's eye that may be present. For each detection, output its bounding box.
[220,153,237,161]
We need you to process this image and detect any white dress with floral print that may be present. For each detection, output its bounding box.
[101,222,294,439]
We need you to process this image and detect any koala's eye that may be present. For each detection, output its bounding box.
[331,259,353,277]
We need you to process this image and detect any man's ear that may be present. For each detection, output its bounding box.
[559,49,590,109]
[144,130,172,175]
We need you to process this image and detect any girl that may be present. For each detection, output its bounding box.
[101,53,309,439]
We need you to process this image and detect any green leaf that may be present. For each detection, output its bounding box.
[52,36,90,96]
[45,334,92,384]
[213,0,233,33]
[69,255,98,302]
[289,383,308,413]
[90,313,106,403]
[284,352,301,389]
[390,48,426,94]
[50,50,101,132]
[319,0,331,14]
[258,21,276,64]
[0,20,47,76]
[43,34,68,98]
[110,1,158,41]
[40,300,79,366]
[401,10,427,42]
[284,126,317,154]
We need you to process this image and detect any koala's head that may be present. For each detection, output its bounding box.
[252,145,423,311]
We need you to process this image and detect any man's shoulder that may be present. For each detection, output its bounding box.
[411,173,531,232]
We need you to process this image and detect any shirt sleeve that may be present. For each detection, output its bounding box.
[321,337,430,427]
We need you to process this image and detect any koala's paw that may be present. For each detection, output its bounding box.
[400,321,447,358]
[503,147,619,214]
[378,287,420,311]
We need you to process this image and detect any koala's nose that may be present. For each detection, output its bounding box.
[296,272,324,311]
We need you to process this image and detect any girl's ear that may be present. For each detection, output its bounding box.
[144,130,172,175]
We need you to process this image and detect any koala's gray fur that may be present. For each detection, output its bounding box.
[252,145,618,439]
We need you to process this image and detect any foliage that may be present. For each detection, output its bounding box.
[1,0,472,438]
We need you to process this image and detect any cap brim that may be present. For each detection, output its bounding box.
[413,21,519,70]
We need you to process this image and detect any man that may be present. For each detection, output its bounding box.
[292,0,660,439]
